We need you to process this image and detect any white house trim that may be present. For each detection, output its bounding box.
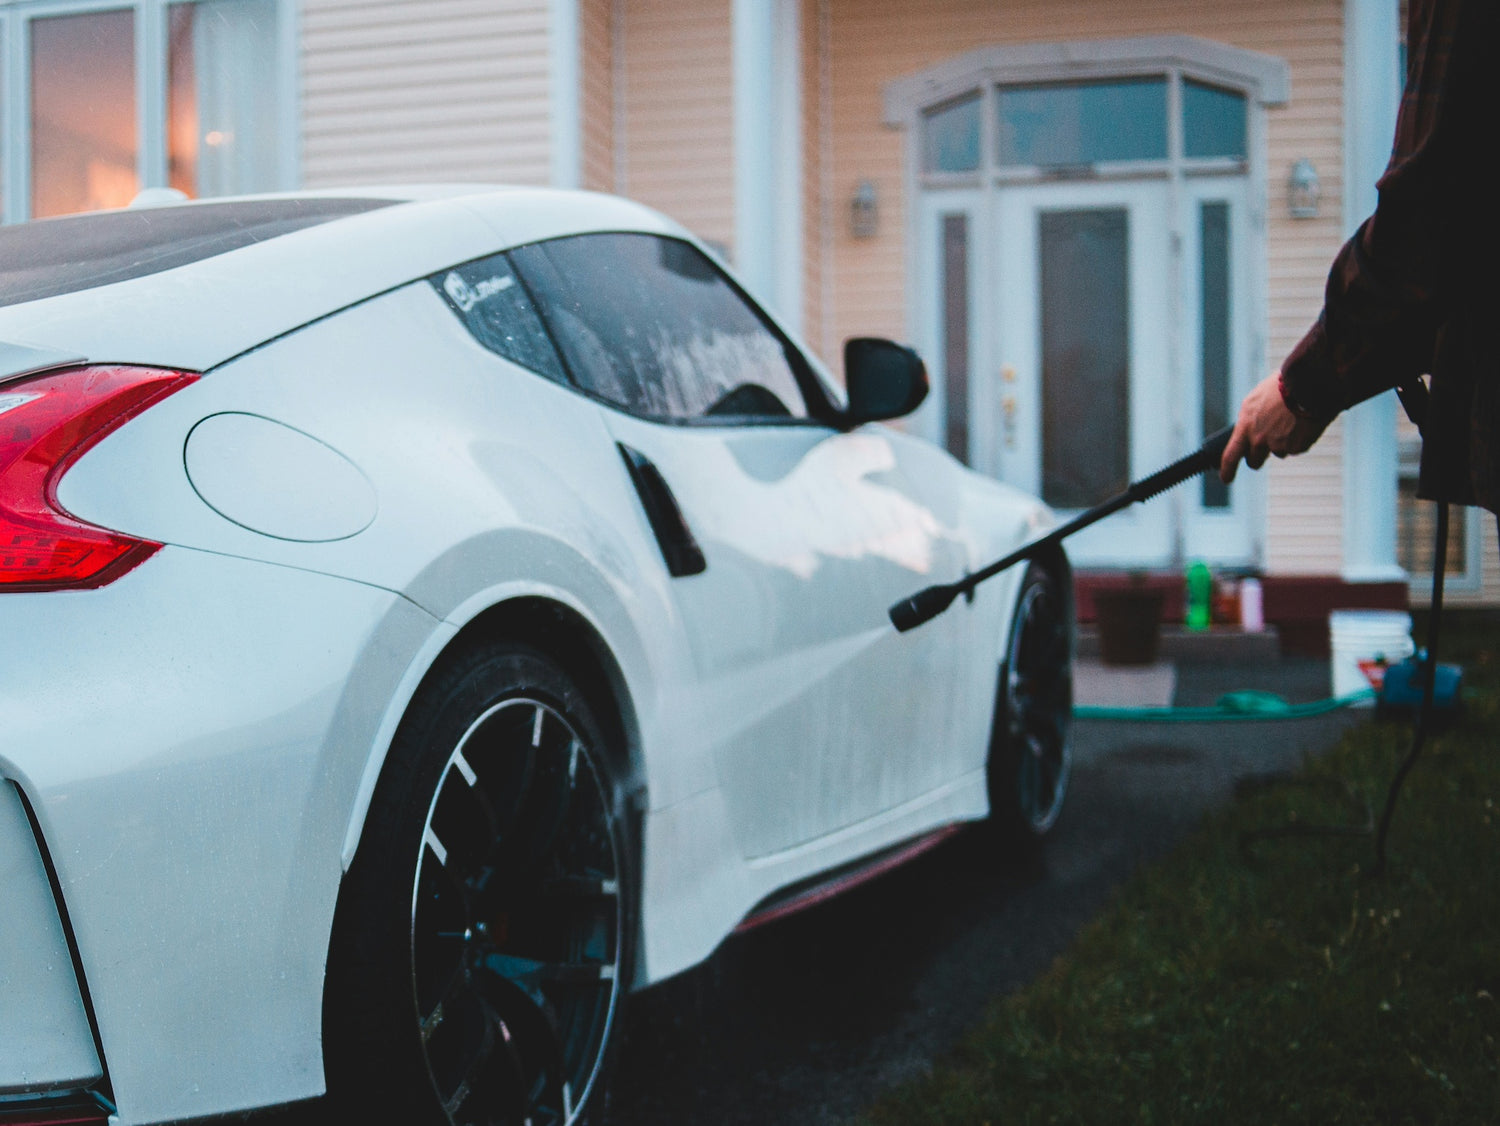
[772,0,803,335]
[889,35,1286,569]
[136,0,166,190]
[2,10,24,223]
[885,35,1290,127]
[549,0,582,190]
[278,0,300,190]
[1340,0,1403,583]
[732,0,802,330]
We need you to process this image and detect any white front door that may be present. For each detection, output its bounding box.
[993,180,1174,567]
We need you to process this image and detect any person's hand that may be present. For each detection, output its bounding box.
[1219,372,1328,484]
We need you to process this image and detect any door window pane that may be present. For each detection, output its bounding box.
[513,234,810,422]
[1183,79,1247,159]
[1199,202,1231,508]
[169,0,281,198]
[31,9,138,218]
[1040,208,1130,508]
[923,94,980,174]
[941,214,970,462]
[998,79,1167,168]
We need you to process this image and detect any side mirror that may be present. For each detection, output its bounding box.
[843,338,929,424]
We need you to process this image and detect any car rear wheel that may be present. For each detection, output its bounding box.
[988,563,1072,843]
[326,642,632,1126]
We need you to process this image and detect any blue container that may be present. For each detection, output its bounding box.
[1377,654,1463,718]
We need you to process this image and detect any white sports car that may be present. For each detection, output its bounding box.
[0,186,1072,1126]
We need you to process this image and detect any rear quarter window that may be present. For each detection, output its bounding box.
[430,254,568,384]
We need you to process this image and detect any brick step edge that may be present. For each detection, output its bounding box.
[1077,625,1282,663]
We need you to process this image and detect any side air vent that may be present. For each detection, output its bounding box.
[616,444,706,578]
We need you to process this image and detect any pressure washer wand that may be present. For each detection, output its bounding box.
[889,426,1235,633]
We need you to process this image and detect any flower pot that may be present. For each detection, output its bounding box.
[1094,587,1165,666]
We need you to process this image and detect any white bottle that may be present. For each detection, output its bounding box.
[1240,577,1264,632]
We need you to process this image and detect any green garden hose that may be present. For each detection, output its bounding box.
[1073,687,1375,723]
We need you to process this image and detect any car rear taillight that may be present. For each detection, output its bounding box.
[0,364,197,592]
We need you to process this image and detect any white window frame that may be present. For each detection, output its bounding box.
[1397,436,1484,596]
[0,0,298,224]
[887,35,1289,569]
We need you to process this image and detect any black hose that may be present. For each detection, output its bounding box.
[1370,500,1449,878]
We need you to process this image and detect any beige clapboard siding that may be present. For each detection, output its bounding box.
[581,0,615,192]
[302,0,552,188]
[824,0,1348,573]
[1260,0,1346,574]
[620,0,734,250]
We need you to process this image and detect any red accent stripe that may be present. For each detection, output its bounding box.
[733,825,963,934]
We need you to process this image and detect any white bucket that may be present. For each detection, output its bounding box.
[1329,610,1414,702]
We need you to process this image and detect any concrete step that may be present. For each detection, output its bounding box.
[1077,624,1281,664]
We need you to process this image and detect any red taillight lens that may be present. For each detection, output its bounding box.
[0,364,197,592]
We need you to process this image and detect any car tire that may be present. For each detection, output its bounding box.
[988,562,1072,845]
[325,641,634,1126]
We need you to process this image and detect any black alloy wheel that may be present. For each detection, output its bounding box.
[327,643,633,1126]
[989,563,1072,841]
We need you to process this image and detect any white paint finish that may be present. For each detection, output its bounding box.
[0,339,85,381]
[604,412,984,857]
[4,186,1066,1121]
[184,412,377,541]
[641,766,988,982]
[0,782,102,1092]
[1340,0,1402,582]
[57,279,695,817]
[550,0,581,189]
[0,548,429,1125]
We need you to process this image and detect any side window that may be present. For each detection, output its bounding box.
[431,254,567,384]
[509,233,810,422]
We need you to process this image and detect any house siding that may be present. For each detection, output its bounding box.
[823,0,1348,576]
[581,0,615,192]
[618,0,734,251]
[301,0,553,188]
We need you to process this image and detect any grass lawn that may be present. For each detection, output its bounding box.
[861,611,1500,1126]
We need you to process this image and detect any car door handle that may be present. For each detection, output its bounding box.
[617,443,707,577]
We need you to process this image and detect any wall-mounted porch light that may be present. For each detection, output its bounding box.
[1287,158,1320,219]
[850,179,879,239]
